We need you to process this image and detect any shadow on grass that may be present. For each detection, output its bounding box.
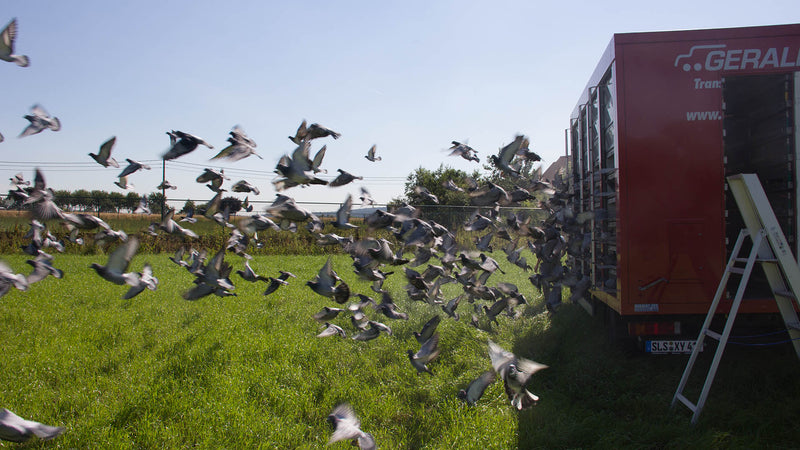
[513,304,800,448]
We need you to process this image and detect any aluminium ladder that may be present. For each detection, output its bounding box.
[672,173,800,424]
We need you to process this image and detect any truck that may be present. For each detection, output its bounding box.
[566,23,800,352]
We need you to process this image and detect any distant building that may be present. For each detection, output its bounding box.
[541,155,569,183]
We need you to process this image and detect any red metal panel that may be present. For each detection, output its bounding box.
[576,24,800,316]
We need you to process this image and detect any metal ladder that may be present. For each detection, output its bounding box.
[671,174,800,424]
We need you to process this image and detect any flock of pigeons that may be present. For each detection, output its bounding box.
[0,16,589,447]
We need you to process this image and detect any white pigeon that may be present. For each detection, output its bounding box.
[18,105,60,138]
[327,403,376,450]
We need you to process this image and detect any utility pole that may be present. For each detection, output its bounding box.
[161,158,166,221]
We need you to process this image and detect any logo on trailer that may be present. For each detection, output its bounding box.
[675,44,800,72]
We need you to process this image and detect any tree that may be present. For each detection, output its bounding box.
[401,164,482,228]
[107,191,125,213]
[90,190,113,213]
[125,192,141,213]
[71,189,91,212]
[53,189,72,211]
[180,200,196,214]
[220,196,242,215]
[147,192,165,216]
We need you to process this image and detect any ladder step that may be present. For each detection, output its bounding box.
[705,329,722,341]
[728,267,746,275]
[733,257,778,263]
[773,290,797,299]
[674,393,697,412]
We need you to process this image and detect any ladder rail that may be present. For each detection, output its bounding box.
[671,229,748,411]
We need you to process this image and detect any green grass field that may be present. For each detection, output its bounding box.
[1,250,799,449]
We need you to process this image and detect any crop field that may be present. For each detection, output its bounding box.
[2,242,800,448]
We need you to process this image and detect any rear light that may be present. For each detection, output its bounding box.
[628,321,681,336]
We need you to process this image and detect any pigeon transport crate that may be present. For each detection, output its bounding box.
[567,23,800,352]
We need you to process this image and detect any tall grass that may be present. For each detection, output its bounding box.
[1,251,799,448]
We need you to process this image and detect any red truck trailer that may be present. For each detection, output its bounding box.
[567,23,800,351]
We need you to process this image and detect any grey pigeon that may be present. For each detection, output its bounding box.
[0,408,64,443]
[231,180,260,195]
[413,315,441,344]
[162,130,214,160]
[327,403,375,450]
[19,104,60,138]
[457,370,496,405]
[488,339,548,410]
[288,119,307,144]
[122,263,158,299]
[489,135,526,177]
[317,322,346,338]
[407,333,441,375]
[25,254,63,284]
[263,271,295,296]
[89,136,120,168]
[329,169,363,187]
[332,194,357,229]
[0,260,28,297]
[118,159,151,178]
[211,125,260,161]
[0,18,30,67]
[90,237,139,285]
[312,306,344,322]
[114,176,134,190]
[364,145,381,162]
[448,141,479,162]
[305,123,341,141]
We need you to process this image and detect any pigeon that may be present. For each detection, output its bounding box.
[0,260,28,297]
[118,159,151,178]
[489,135,526,177]
[327,403,375,450]
[231,180,260,195]
[0,408,64,443]
[162,130,214,160]
[211,125,260,161]
[488,339,548,410]
[114,176,134,190]
[122,263,158,299]
[288,119,308,144]
[407,333,441,374]
[359,187,376,207]
[332,194,357,230]
[236,260,268,283]
[457,371,497,405]
[263,271,295,296]
[413,315,441,344]
[328,169,363,187]
[316,322,346,338]
[0,18,29,67]
[305,123,341,141]
[89,136,120,168]
[364,145,381,162]
[312,306,344,322]
[157,180,178,190]
[18,104,60,138]
[448,141,479,162]
[25,254,64,284]
[90,237,139,285]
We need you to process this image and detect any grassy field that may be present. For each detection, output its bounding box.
[1,250,799,449]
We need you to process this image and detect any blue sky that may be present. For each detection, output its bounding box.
[2,1,798,210]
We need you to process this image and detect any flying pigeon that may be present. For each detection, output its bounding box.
[488,339,548,410]
[162,130,214,160]
[327,403,376,450]
[407,333,441,374]
[89,136,120,168]
[364,145,381,162]
[211,125,260,161]
[122,263,158,299]
[90,237,139,285]
[447,141,479,162]
[18,104,60,138]
[457,371,497,405]
[0,18,30,67]
[118,159,151,178]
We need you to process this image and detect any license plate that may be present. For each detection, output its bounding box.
[645,340,703,354]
